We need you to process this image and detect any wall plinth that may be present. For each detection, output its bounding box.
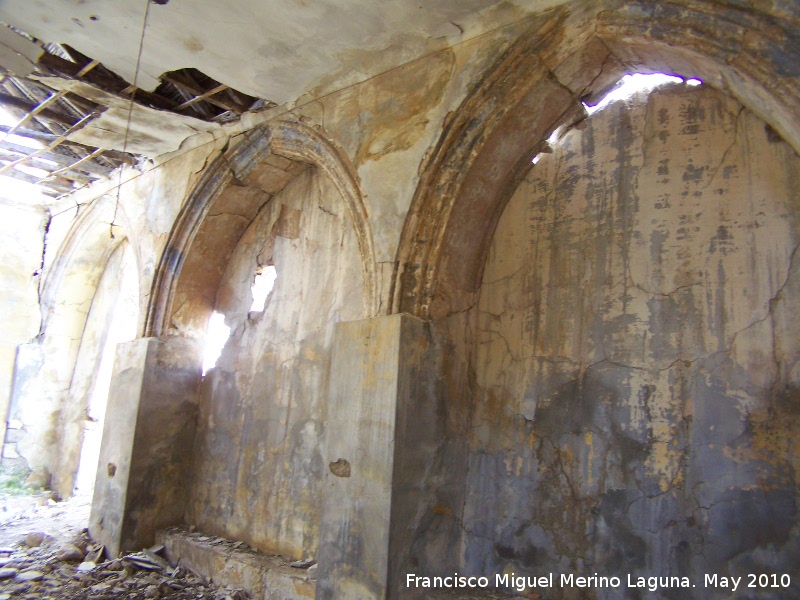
[89,336,201,557]
[317,314,439,600]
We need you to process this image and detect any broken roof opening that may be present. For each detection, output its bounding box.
[0,33,136,199]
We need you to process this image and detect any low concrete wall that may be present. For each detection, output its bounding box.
[159,528,315,600]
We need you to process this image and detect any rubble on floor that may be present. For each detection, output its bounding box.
[0,493,247,599]
[0,534,249,599]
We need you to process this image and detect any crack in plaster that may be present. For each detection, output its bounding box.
[721,240,800,384]
[701,106,746,191]
[35,209,53,337]
[577,40,617,100]
[629,281,702,298]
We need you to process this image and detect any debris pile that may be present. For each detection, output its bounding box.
[0,531,249,599]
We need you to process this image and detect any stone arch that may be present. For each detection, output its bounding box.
[393,1,800,319]
[9,195,139,498]
[39,196,135,336]
[145,119,377,339]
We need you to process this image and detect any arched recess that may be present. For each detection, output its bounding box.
[146,119,377,339]
[39,197,136,336]
[67,240,139,497]
[393,0,800,319]
[138,118,375,560]
[386,0,800,591]
[458,81,800,585]
[7,195,139,499]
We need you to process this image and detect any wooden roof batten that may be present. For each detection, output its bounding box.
[0,47,133,197]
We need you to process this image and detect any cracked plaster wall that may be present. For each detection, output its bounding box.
[456,84,800,596]
[8,202,122,494]
[5,0,800,584]
[54,242,138,496]
[289,17,525,294]
[186,166,365,560]
[2,140,217,497]
[0,202,46,461]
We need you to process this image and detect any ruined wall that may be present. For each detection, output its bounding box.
[463,84,800,594]
[55,242,138,496]
[187,166,365,560]
[0,202,45,462]
[2,140,218,496]
[0,16,517,505]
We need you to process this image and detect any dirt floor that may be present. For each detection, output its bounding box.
[0,492,246,599]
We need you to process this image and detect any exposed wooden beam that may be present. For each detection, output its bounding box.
[91,147,137,166]
[221,86,260,111]
[2,90,70,137]
[0,124,80,144]
[0,141,110,175]
[0,92,74,127]
[75,59,100,78]
[0,124,136,166]
[0,166,71,194]
[2,104,98,168]
[38,52,127,94]
[0,110,99,176]
[40,148,103,183]
[38,53,177,112]
[0,152,95,185]
[161,72,247,114]
[173,83,229,111]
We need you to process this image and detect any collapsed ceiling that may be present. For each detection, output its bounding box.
[0,24,270,197]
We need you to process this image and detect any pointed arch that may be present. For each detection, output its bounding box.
[393,1,800,319]
[146,119,377,338]
[39,196,135,336]
[10,194,139,498]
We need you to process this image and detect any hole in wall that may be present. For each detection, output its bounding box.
[546,125,564,146]
[202,311,230,375]
[329,458,351,478]
[582,72,698,116]
[201,265,277,375]
[532,72,705,163]
[250,264,277,312]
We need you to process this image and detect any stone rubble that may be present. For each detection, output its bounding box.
[0,496,250,599]
[0,534,251,599]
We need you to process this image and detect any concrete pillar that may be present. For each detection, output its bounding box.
[89,336,201,557]
[316,314,439,600]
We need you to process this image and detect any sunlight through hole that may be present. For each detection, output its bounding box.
[250,265,277,312]
[202,312,230,375]
[582,73,689,116]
